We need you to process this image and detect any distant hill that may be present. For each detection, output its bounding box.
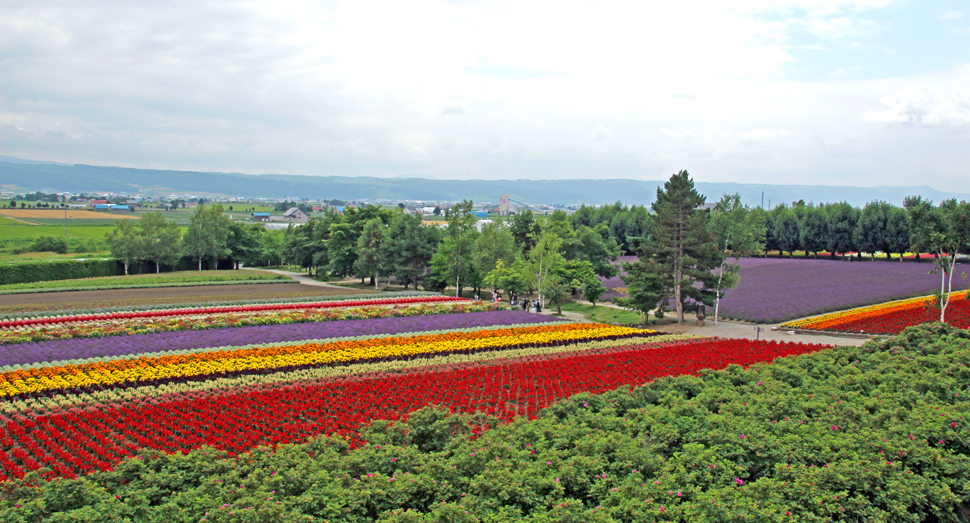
[1,161,967,207]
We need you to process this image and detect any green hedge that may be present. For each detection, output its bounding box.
[2,324,968,521]
[0,259,117,285]
[0,257,233,285]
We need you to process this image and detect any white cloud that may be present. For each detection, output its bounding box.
[864,87,970,126]
[587,125,614,141]
[0,0,967,189]
[735,128,792,143]
[939,10,964,20]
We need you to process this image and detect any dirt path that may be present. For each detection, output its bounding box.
[560,299,872,346]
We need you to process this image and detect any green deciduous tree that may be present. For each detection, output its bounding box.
[826,202,860,260]
[472,221,517,291]
[326,222,359,278]
[908,198,970,323]
[799,204,829,258]
[431,200,478,297]
[182,204,231,270]
[138,211,182,273]
[885,205,910,261]
[772,205,800,257]
[709,193,764,324]
[855,200,893,260]
[527,229,564,307]
[106,219,144,275]
[509,210,541,255]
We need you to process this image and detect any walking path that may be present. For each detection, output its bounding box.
[542,299,873,346]
[241,268,350,290]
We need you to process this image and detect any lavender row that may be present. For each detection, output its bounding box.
[0,310,563,366]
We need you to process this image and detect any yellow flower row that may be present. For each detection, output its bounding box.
[0,323,644,397]
[0,333,702,417]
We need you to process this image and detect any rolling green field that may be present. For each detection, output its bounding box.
[0,270,291,293]
[0,224,116,239]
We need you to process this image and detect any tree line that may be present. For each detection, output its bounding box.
[617,171,969,325]
[105,185,968,323]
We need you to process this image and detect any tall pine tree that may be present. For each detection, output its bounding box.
[622,170,722,324]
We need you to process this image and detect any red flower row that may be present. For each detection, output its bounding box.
[0,296,465,328]
[827,297,969,335]
[0,338,828,481]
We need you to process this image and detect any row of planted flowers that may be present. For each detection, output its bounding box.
[0,291,439,321]
[781,291,969,334]
[0,335,828,480]
[0,300,510,346]
[2,333,703,418]
[0,322,643,398]
[0,295,465,329]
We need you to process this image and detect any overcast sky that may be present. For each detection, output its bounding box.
[1,0,968,188]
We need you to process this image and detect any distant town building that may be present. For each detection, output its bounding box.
[474,219,494,232]
[281,207,309,223]
[251,212,271,222]
[469,211,489,218]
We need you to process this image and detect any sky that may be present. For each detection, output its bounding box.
[1,0,968,188]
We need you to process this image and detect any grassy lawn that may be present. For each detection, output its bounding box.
[0,270,291,293]
[560,302,671,325]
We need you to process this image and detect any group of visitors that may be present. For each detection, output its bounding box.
[480,291,542,313]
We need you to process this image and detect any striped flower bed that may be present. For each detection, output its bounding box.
[782,292,970,335]
[0,295,464,329]
[0,296,836,482]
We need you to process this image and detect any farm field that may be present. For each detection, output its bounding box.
[602,256,970,323]
[0,224,115,239]
[0,209,138,220]
[0,282,357,314]
[0,269,290,294]
[0,294,827,483]
[2,292,968,521]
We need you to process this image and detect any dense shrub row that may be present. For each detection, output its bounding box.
[0,260,117,286]
[1,324,968,522]
[0,257,236,286]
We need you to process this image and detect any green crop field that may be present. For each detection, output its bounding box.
[0,224,113,239]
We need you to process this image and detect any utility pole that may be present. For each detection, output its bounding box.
[63,195,67,244]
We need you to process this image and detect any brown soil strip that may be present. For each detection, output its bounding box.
[0,283,364,314]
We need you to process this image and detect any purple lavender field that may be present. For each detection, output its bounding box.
[0,310,563,366]
[601,257,970,324]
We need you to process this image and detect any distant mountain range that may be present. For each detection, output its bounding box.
[1,158,968,208]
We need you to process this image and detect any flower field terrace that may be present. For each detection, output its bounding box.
[601,257,970,323]
[0,331,829,480]
[0,289,847,481]
[782,292,970,335]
